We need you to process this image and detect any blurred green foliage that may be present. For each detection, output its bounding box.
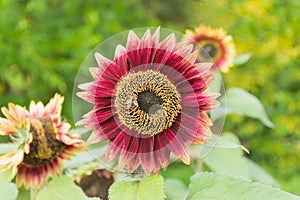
[0,0,299,195]
[0,0,159,120]
[184,0,300,194]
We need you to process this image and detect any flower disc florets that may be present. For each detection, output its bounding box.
[115,69,181,135]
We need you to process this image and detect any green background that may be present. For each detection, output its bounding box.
[0,0,299,195]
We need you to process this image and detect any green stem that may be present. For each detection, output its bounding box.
[30,187,39,200]
[195,159,203,172]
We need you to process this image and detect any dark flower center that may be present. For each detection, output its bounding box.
[115,70,181,135]
[23,117,65,166]
[201,43,218,59]
[137,90,163,114]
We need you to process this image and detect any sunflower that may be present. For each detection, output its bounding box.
[0,94,84,189]
[77,28,219,175]
[184,24,235,72]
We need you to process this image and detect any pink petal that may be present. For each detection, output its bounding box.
[127,154,141,173]
[152,34,176,64]
[95,53,125,81]
[151,27,161,47]
[0,118,16,135]
[77,82,94,90]
[126,30,140,51]
[89,67,101,79]
[44,93,64,116]
[79,108,113,126]
[194,62,214,76]
[59,134,76,145]
[157,33,176,51]
[95,53,112,68]
[138,29,152,64]
[105,131,127,162]
[173,43,193,59]
[1,104,26,126]
[76,92,94,104]
[16,165,25,188]
[117,133,134,170]
[163,129,190,165]
[29,101,45,118]
[139,137,155,175]
[185,50,198,64]
[114,44,127,60]
[154,134,170,171]
[114,46,130,75]
[140,29,151,48]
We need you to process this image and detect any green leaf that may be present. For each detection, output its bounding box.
[109,174,165,200]
[0,170,14,186]
[246,158,279,187]
[36,176,87,200]
[0,143,18,154]
[233,52,252,65]
[212,88,274,128]
[208,70,224,93]
[68,127,91,135]
[202,132,278,186]
[0,135,10,143]
[109,181,138,200]
[186,173,300,200]
[160,163,194,186]
[16,186,30,200]
[198,132,249,159]
[164,178,187,200]
[64,146,107,169]
[201,132,249,154]
[203,134,249,177]
[0,183,19,200]
[115,172,147,182]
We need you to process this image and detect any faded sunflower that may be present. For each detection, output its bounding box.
[184,24,235,72]
[77,28,219,175]
[0,94,84,189]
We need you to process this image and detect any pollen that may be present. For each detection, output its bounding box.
[23,117,65,166]
[115,70,181,135]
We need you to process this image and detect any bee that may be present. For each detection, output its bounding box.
[126,97,138,109]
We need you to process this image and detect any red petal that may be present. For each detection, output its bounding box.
[105,131,127,162]
[139,137,155,175]
[163,129,190,165]
[82,108,113,125]
[151,27,160,47]
[139,30,152,64]
[127,154,141,173]
[118,136,139,171]
[152,34,176,64]
[95,53,125,81]
[126,31,140,51]
[154,134,170,171]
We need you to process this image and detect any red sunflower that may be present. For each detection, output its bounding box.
[184,24,235,72]
[77,28,219,175]
[0,94,84,189]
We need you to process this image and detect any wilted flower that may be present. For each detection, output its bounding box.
[184,24,235,72]
[70,162,114,199]
[0,94,84,189]
[77,28,218,174]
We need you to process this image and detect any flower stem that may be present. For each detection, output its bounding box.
[30,188,39,200]
[195,160,203,172]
